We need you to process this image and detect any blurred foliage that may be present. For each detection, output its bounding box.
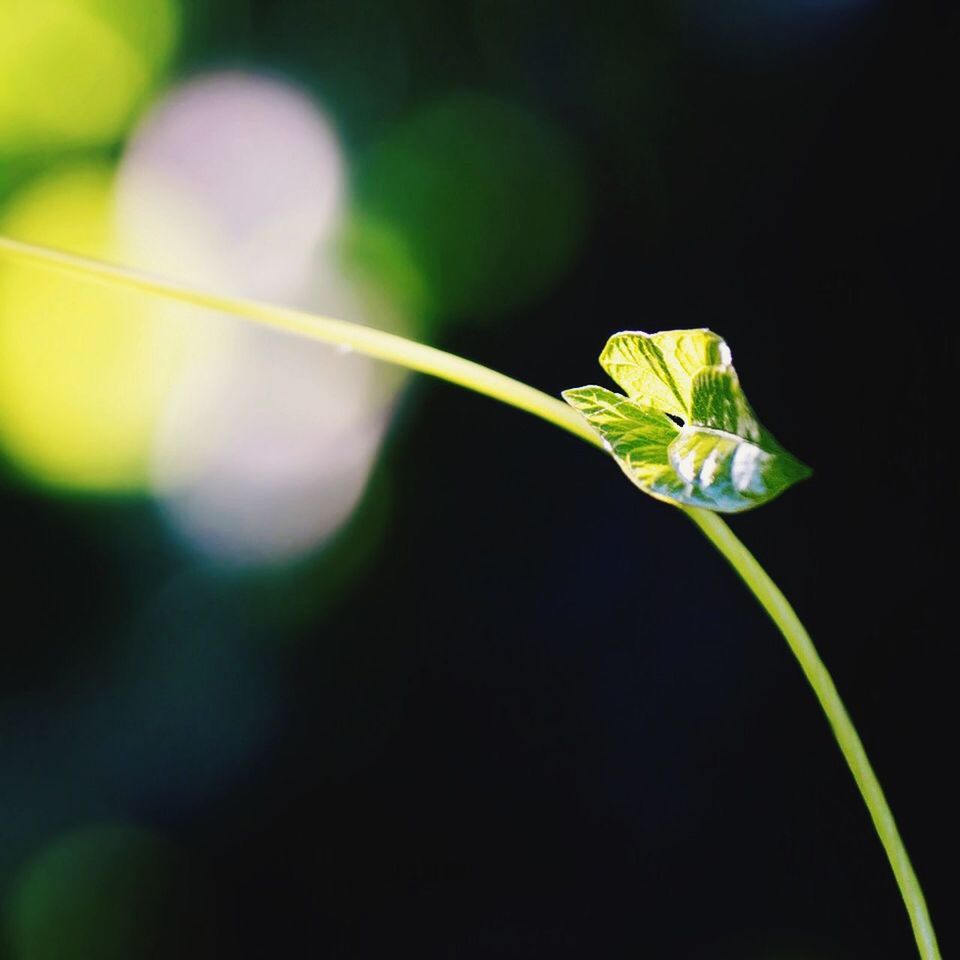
[355,91,587,324]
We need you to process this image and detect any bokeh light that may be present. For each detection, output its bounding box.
[116,71,347,299]
[0,566,287,876]
[150,275,404,567]
[356,91,587,324]
[0,70,411,566]
[114,70,410,566]
[0,0,180,153]
[102,570,283,806]
[336,212,430,340]
[4,823,215,960]
[0,165,202,492]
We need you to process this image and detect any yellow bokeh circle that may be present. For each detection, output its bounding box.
[0,0,180,151]
[0,165,199,493]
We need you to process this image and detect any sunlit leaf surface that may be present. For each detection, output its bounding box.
[563,329,810,512]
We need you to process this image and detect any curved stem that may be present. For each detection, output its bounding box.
[685,507,941,960]
[0,236,598,448]
[0,234,940,958]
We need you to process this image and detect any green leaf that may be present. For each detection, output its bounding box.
[599,328,729,420]
[563,330,810,513]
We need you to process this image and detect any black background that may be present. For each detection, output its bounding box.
[2,1,956,957]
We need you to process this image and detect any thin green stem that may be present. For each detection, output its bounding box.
[685,507,941,960]
[0,236,597,448]
[0,234,940,959]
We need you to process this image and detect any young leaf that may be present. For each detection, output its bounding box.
[563,330,810,513]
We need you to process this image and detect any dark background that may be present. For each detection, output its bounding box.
[1,1,956,957]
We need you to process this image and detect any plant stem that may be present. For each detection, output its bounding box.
[0,234,940,958]
[0,236,596,448]
[685,508,941,960]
